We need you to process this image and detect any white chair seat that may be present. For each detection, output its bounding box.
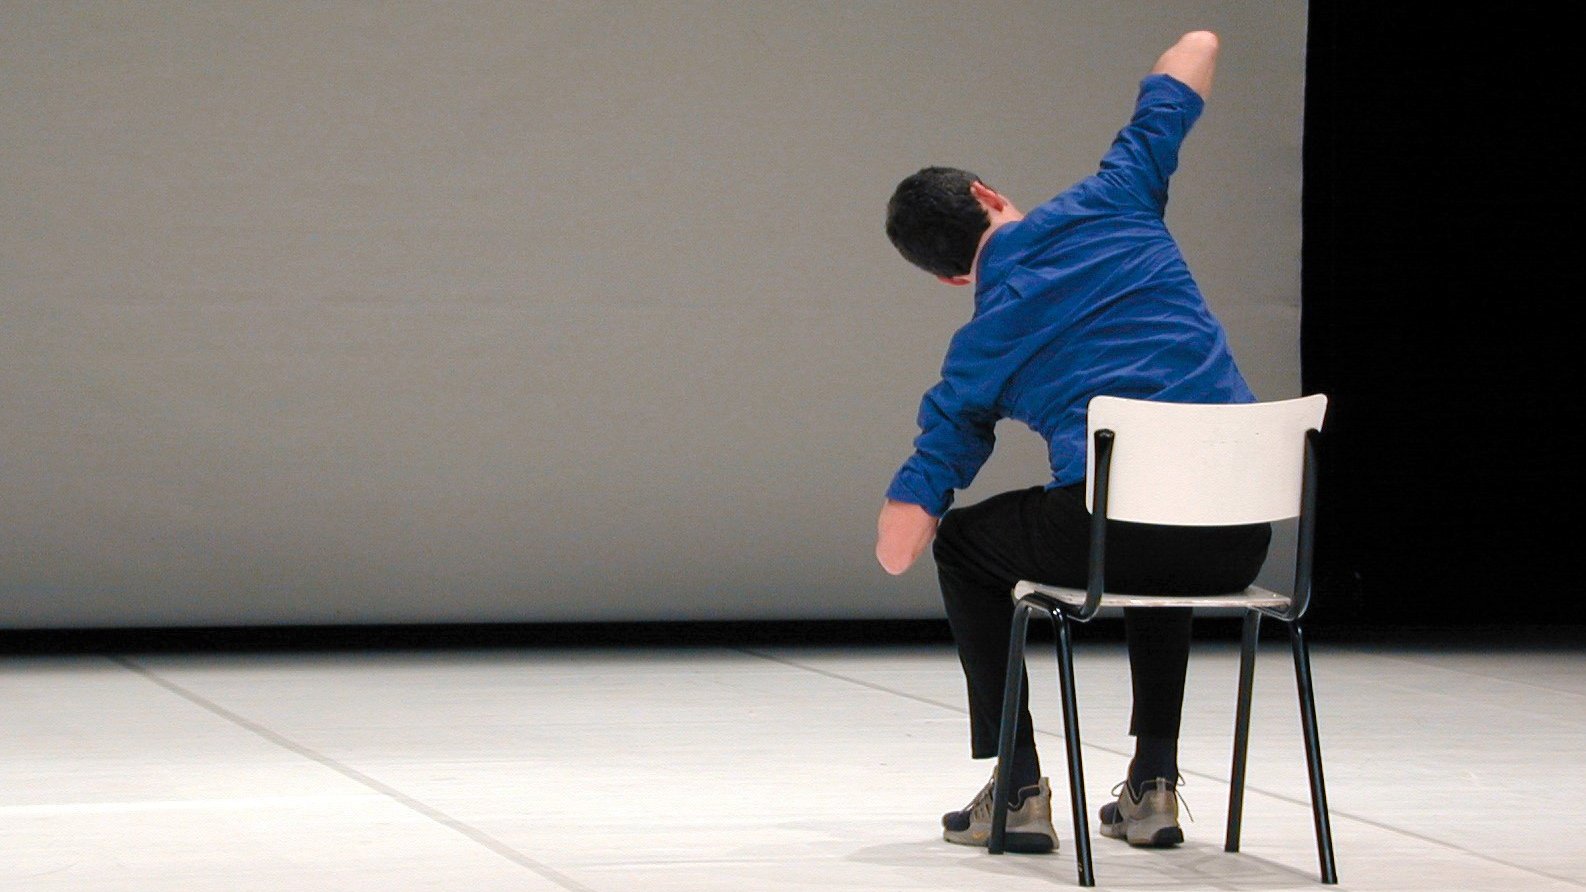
[1012,580,1292,610]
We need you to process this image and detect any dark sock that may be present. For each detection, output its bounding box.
[1129,736,1177,795]
[1007,747,1042,802]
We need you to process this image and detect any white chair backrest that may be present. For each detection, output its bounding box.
[1084,394,1328,526]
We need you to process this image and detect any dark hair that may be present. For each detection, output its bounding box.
[885,166,989,278]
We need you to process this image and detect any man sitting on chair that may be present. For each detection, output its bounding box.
[876,30,1271,853]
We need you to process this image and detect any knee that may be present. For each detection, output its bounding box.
[933,508,967,564]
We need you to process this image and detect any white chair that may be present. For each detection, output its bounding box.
[986,394,1336,886]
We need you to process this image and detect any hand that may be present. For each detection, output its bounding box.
[876,499,938,575]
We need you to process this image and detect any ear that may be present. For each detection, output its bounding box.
[969,180,1007,212]
[937,275,973,287]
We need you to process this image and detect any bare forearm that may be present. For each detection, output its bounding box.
[1151,30,1219,99]
[876,499,938,575]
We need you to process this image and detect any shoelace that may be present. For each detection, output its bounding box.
[1110,774,1194,822]
[965,770,1038,820]
[967,774,998,820]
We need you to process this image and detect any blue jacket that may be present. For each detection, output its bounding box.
[887,74,1256,517]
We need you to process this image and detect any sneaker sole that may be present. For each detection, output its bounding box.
[943,830,1058,854]
[1135,826,1184,848]
[1100,821,1183,848]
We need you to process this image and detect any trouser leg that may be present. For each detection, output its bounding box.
[931,482,1272,785]
[1125,607,1193,785]
[1108,518,1271,787]
[1125,606,1194,740]
[937,551,1037,764]
[934,487,1068,774]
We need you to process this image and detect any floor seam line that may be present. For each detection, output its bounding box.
[1340,649,1586,699]
[109,655,600,892]
[737,647,1586,889]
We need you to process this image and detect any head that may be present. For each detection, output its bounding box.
[885,167,1020,285]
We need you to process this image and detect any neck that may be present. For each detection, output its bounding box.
[970,211,1023,280]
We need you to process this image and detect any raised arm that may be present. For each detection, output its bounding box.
[1151,30,1219,99]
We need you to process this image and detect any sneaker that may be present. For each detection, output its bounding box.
[1099,776,1189,847]
[941,771,1059,853]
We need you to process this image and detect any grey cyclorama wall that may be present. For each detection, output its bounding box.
[1,2,1307,628]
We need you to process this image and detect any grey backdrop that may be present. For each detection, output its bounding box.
[1,1,1307,628]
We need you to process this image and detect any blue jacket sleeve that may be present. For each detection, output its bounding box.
[885,377,997,517]
[1093,73,1205,214]
[885,304,1026,517]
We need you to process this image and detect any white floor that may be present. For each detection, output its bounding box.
[2,636,1583,891]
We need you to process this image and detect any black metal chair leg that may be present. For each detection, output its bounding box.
[1052,611,1095,887]
[1288,621,1339,884]
[1225,609,1261,852]
[989,601,1034,855]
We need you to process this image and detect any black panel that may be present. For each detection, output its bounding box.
[1302,4,1579,625]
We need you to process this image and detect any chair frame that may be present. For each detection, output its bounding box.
[986,410,1337,887]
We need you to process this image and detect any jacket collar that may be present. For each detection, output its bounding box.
[973,220,1023,301]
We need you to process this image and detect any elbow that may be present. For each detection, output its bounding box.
[879,557,908,576]
[876,544,910,576]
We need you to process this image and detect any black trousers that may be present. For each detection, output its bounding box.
[933,484,1271,760]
